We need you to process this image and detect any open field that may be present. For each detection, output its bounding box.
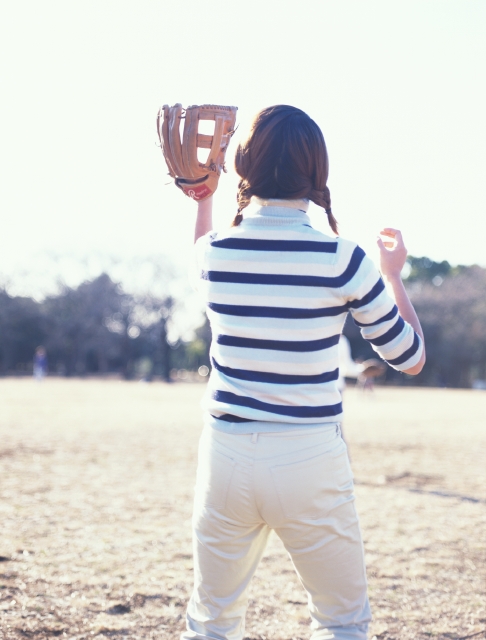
[0,379,485,640]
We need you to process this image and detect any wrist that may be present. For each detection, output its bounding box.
[382,271,403,285]
[197,195,213,207]
[194,195,213,242]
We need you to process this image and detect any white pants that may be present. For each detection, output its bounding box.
[181,424,371,640]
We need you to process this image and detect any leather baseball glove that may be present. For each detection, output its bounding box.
[156,103,237,201]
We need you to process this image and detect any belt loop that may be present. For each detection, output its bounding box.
[251,433,258,444]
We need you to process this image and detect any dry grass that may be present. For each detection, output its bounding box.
[0,379,485,640]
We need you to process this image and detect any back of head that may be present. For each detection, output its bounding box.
[233,105,338,233]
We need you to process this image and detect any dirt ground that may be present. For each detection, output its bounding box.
[0,379,485,640]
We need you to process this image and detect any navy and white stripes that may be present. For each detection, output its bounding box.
[195,198,423,429]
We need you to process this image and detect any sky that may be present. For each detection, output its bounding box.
[1,0,485,301]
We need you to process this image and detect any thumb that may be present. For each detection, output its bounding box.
[376,237,386,251]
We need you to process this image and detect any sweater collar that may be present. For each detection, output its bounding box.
[251,196,309,213]
[243,197,311,226]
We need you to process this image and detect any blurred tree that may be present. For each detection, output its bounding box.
[0,290,45,374]
[193,317,211,368]
[405,256,452,283]
[132,294,175,382]
[409,265,486,387]
[40,273,176,379]
[43,274,123,376]
[344,259,486,388]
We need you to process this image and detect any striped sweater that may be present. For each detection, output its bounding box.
[195,197,423,432]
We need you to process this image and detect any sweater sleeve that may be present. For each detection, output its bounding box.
[340,247,424,372]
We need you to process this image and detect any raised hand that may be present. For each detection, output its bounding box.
[376,227,408,280]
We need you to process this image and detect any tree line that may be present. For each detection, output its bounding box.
[344,257,486,388]
[0,273,209,381]
[0,257,485,387]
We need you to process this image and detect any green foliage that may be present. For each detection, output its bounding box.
[0,292,45,373]
[405,256,452,283]
[405,256,469,285]
[406,264,486,387]
[166,318,211,375]
[0,274,176,379]
[346,258,486,388]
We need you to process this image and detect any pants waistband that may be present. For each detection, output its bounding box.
[202,422,343,461]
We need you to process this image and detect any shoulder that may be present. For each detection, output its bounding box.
[334,236,382,291]
[334,236,363,267]
[335,235,358,252]
[194,230,218,270]
[195,229,218,249]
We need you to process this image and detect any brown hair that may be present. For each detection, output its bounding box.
[233,105,337,234]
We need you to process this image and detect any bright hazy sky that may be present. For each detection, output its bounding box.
[1,1,485,298]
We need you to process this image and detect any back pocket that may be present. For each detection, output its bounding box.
[194,446,236,511]
[270,445,352,520]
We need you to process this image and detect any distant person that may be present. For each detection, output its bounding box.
[357,359,387,392]
[33,346,48,381]
[184,105,426,640]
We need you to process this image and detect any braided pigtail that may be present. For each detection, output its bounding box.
[310,186,338,235]
[232,212,243,227]
[232,179,252,226]
[325,208,339,235]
